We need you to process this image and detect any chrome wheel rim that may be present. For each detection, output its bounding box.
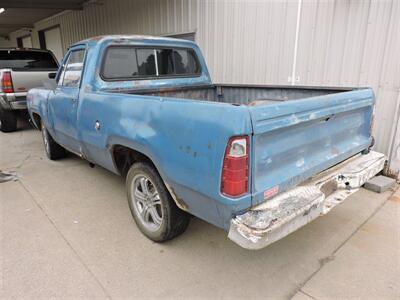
[130,174,163,232]
[41,125,50,154]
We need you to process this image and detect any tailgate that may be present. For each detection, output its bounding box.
[249,88,374,206]
[11,71,54,93]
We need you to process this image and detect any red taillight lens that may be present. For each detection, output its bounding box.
[1,71,14,93]
[221,136,249,197]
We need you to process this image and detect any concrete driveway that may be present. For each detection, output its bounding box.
[1,123,399,299]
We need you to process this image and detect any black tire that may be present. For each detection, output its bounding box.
[0,108,17,132]
[126,162,190,242]
[41,122,67,160]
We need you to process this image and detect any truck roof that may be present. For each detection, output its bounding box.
[72,34,197,48]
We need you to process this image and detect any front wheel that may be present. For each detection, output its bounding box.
[41,122,67,160]
[126,162,190,242]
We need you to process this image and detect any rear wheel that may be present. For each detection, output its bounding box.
[41,122,67,160]
[126,162,190,242]
[0,108,17,132]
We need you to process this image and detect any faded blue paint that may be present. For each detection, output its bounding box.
[27,36,374,231]
[249,89,374,206]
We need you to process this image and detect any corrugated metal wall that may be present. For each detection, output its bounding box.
[197,0,400,163]
[295,0,400,160]
[197,0,298,85]
[0,37,14,47]
[7,0,400,169]
[27,0,199,54]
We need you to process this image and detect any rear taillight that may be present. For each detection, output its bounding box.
[221,136,249,197]
[1,71,14,93]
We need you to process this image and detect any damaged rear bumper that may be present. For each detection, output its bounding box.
[228,151,386,250]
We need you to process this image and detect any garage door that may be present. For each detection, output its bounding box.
[16,35,32,48]
[41,26,63,63]
[21,36,32,48]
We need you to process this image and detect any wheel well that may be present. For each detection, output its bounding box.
[112,145,157,178]
[112,145,189,212]
[32,113,42,130]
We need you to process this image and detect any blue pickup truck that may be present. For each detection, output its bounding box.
[27,35,385,249]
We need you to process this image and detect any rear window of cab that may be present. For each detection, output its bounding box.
[101,46,201,80]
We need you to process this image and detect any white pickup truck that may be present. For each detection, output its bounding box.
[0,48,58,132]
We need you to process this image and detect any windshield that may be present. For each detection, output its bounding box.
[0,50,58,71]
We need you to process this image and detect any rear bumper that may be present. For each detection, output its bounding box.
[0,93,27,110]
[228,151,386,250]
[9,100,27,110]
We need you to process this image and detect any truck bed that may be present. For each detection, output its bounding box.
[110,83,374,209]
[119,84,355,106]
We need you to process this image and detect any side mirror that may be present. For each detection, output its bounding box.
[48,72,57,79]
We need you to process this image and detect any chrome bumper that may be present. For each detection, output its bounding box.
[9,100,27,110]
[228,151,386,250]
[0,93,27,110]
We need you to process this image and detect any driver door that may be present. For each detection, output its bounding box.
[48,46,86,154]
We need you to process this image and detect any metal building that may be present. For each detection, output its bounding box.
[1,0,399,173]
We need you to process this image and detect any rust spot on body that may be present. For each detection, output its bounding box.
[174,196,189,211]
[168,186,189,211]
[89,35,105,41]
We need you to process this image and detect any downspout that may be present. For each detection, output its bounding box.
[291,0,302,85]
